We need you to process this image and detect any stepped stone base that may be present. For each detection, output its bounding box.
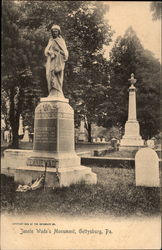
[15,165,97,187]
[119,120,144,151]
[13,150,97,187]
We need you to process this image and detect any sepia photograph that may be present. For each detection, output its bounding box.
[1,1,161,249]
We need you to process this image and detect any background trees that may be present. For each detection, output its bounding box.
[97,27,161,139]
[2,1,161,147]
[2,1,113,145]
[2,1,33,148]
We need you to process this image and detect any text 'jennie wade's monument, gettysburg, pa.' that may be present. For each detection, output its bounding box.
[15,25,97,187]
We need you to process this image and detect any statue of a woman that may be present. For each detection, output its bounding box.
[45,25,68,97]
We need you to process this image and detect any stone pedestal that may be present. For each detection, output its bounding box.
[14,96,97,187]
[119,74,144,151]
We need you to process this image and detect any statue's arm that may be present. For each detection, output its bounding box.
[44,39,53,57]
[60,42,69,61]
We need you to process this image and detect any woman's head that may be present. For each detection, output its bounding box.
[51,25,61,38]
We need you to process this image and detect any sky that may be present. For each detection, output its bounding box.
[104,1,161,61]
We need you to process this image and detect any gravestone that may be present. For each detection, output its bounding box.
[22,126,29,142]
[96,137,101,143]
[135,148,160,187]
[147,139,155,149]
[92,138,96,143]
[101,137,106,143]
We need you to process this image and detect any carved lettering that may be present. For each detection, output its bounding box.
[26,157,57,167]
[34,126,57,143]
[35,112,73,120]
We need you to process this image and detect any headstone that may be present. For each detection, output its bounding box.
[135,148,159,187]
[22,126,29,142]
[101,137,106,143]
[147,139,155,149]
[92,138,96,143]
[96,137,100,143]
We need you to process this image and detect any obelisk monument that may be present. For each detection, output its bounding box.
[119,73,144,151]
[15,25,97,187]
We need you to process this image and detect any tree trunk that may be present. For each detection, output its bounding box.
[86,122,92,143]
[11,122,19,148]
[9,86,23,149]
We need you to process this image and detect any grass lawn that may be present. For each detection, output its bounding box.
[1,166,160,218]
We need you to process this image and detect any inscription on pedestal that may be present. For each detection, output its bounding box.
[35,103,73,119]
[35,126,56,143]
[34,119,57,151]
[27,157,57,167]
[34,101,74,152]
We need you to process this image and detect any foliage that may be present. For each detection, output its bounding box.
[2,1,34,148]
[6,1,113,142]
[150,1,162,20]
[97,27,161,139]
[2,1,160,145]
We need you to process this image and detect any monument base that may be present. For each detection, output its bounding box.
[119,137,144,151]
[11,94,97,187]
[119,120,144,151]
[15,165,97,187]
[14,150,97,187]
[3,150,97,187]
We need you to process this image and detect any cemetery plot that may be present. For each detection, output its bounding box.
[1,166,160,217]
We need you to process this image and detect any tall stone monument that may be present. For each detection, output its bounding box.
[15,25,97,187]
[18,115,24,137]
[119,73,144,151]
[78,120,87,142]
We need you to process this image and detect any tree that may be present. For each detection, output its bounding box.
[98,27,161,139]
[15,1,113,142]
[71,55,111,142]
[2,1,34,148]
[150,2,162,20]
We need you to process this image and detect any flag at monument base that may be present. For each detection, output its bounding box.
[16,174,45,192]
